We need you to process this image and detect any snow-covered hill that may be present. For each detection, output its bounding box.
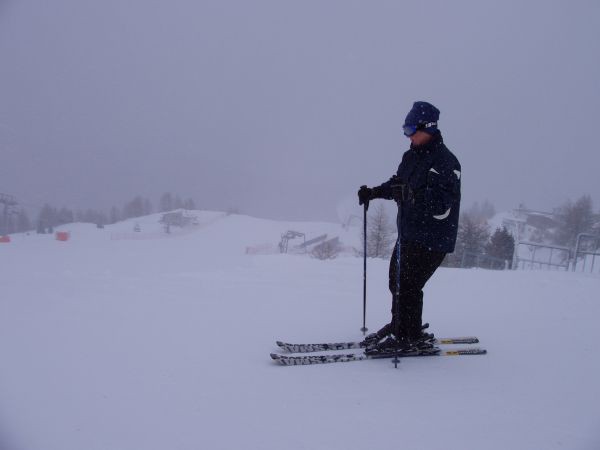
[0,212,598,450]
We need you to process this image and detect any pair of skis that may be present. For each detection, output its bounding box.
[271,335,486,366]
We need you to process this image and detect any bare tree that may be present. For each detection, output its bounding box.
[457,213,490,254]
[552,195,594,248]
[466,200,496,223]
[311,238,341,260]
[360,203,396,258]
[443,212,490,267]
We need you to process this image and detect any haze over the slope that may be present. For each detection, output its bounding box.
[1,0,599,220]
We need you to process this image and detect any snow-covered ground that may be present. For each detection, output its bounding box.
[1,212,599,450]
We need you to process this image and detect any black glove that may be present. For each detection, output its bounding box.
[389,176,413,202]
[358,185,372,207]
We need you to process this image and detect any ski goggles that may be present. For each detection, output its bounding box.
[403,121,437,137]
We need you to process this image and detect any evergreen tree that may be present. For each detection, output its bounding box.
[159,192,173,212]
[80,209,108,226]
[183,198,196,210]
[123,196,145,219]
[173,194,183,210]
[36,219,46,234]
[143,198,153,215]
[57,207,74,225]
[97,211,108,226]
[38,204,58,233]
[109,206,120,224]
[486,227,515,268]
[17,209,31,232]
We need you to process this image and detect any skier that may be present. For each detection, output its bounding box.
[357,101,461,353]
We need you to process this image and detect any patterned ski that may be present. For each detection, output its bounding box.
[271,347,487,366]
[276,336,479,353]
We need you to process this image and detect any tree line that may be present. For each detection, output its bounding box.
[361,195,600,267]
[450,195,600,263]
[0,192,197,235]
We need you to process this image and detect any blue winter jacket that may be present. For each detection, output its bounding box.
[372,132,461,253]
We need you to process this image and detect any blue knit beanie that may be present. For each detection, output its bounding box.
[404,101,440,134]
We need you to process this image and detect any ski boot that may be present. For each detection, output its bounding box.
[360,322,392,347]
[361,323,434,349]
[364,325,436,356]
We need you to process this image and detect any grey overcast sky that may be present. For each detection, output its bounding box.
[1,0,599,221]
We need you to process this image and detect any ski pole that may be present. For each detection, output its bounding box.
[361,201,368,335]
[393,205,402,368]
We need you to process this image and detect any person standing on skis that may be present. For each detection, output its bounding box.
[357,101,461,353]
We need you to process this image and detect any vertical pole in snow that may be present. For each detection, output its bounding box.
[393,206,402,369]
[361,203,368,335]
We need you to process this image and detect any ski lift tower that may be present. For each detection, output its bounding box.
[0,193,18,235]
[278,230,305,253]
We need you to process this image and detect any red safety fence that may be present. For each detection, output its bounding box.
[0,235,10,243]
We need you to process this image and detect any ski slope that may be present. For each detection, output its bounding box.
[1,212,599,450]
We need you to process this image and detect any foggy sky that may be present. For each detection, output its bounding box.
[1,0,599,221]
